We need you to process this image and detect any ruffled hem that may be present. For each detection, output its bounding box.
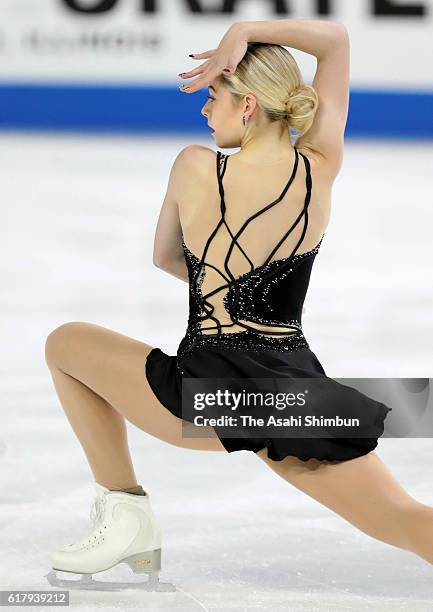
[218,432,385,463]
[257,439,380,463]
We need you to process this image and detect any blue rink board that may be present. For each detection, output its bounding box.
[0,82,431,139]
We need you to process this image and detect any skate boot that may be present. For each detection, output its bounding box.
[45,482,175,591]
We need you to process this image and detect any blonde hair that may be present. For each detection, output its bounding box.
[221,42,319,139]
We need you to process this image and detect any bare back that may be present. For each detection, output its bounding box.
[178,146,332,338]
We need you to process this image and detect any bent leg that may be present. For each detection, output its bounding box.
[45,322,225,487]
[256,448,433,565]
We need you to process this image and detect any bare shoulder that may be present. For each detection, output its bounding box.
[170,145,218,208]
[173,144,216,181]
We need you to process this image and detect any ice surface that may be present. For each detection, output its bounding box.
[1,134,433,610]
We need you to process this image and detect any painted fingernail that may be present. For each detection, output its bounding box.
[188,54,195,57]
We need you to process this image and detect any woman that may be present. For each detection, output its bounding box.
[45,19,433,590]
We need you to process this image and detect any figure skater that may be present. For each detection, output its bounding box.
[45,19,432,590]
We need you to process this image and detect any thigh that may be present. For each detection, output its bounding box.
[45,321,226,453]
[256,448,416,543]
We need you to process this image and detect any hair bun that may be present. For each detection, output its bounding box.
[284,89,298,114]
[284,85,319,135]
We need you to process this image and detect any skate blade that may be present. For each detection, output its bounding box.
[45,570,176,592]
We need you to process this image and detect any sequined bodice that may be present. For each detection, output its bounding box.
[176,148,325,373]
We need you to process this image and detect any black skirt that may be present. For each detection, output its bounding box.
[145,343,392,463]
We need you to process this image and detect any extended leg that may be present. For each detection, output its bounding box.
[257,448,433,565]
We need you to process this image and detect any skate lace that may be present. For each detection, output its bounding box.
[89,495,106,527]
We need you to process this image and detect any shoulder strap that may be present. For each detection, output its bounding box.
[216,151,229,202]
[215,151,255,274]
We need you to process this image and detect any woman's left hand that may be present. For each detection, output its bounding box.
[179,23,249,94]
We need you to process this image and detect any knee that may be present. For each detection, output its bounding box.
[45,322,83,366]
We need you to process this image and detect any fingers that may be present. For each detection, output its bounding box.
[179,67,214,93]
[178,52,215,92]
[179,79,204,93]
[190,49,216,59]
[179,64,206,79]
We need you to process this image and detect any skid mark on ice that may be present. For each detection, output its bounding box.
[176,586,210,611]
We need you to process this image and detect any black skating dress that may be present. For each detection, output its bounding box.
[145,148,392,462]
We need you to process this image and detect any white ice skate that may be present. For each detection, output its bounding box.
[45,482,176,591]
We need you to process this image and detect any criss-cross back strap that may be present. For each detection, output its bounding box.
[189,148,315,336]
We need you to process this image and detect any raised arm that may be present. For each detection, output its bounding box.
[240,19,350,177]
